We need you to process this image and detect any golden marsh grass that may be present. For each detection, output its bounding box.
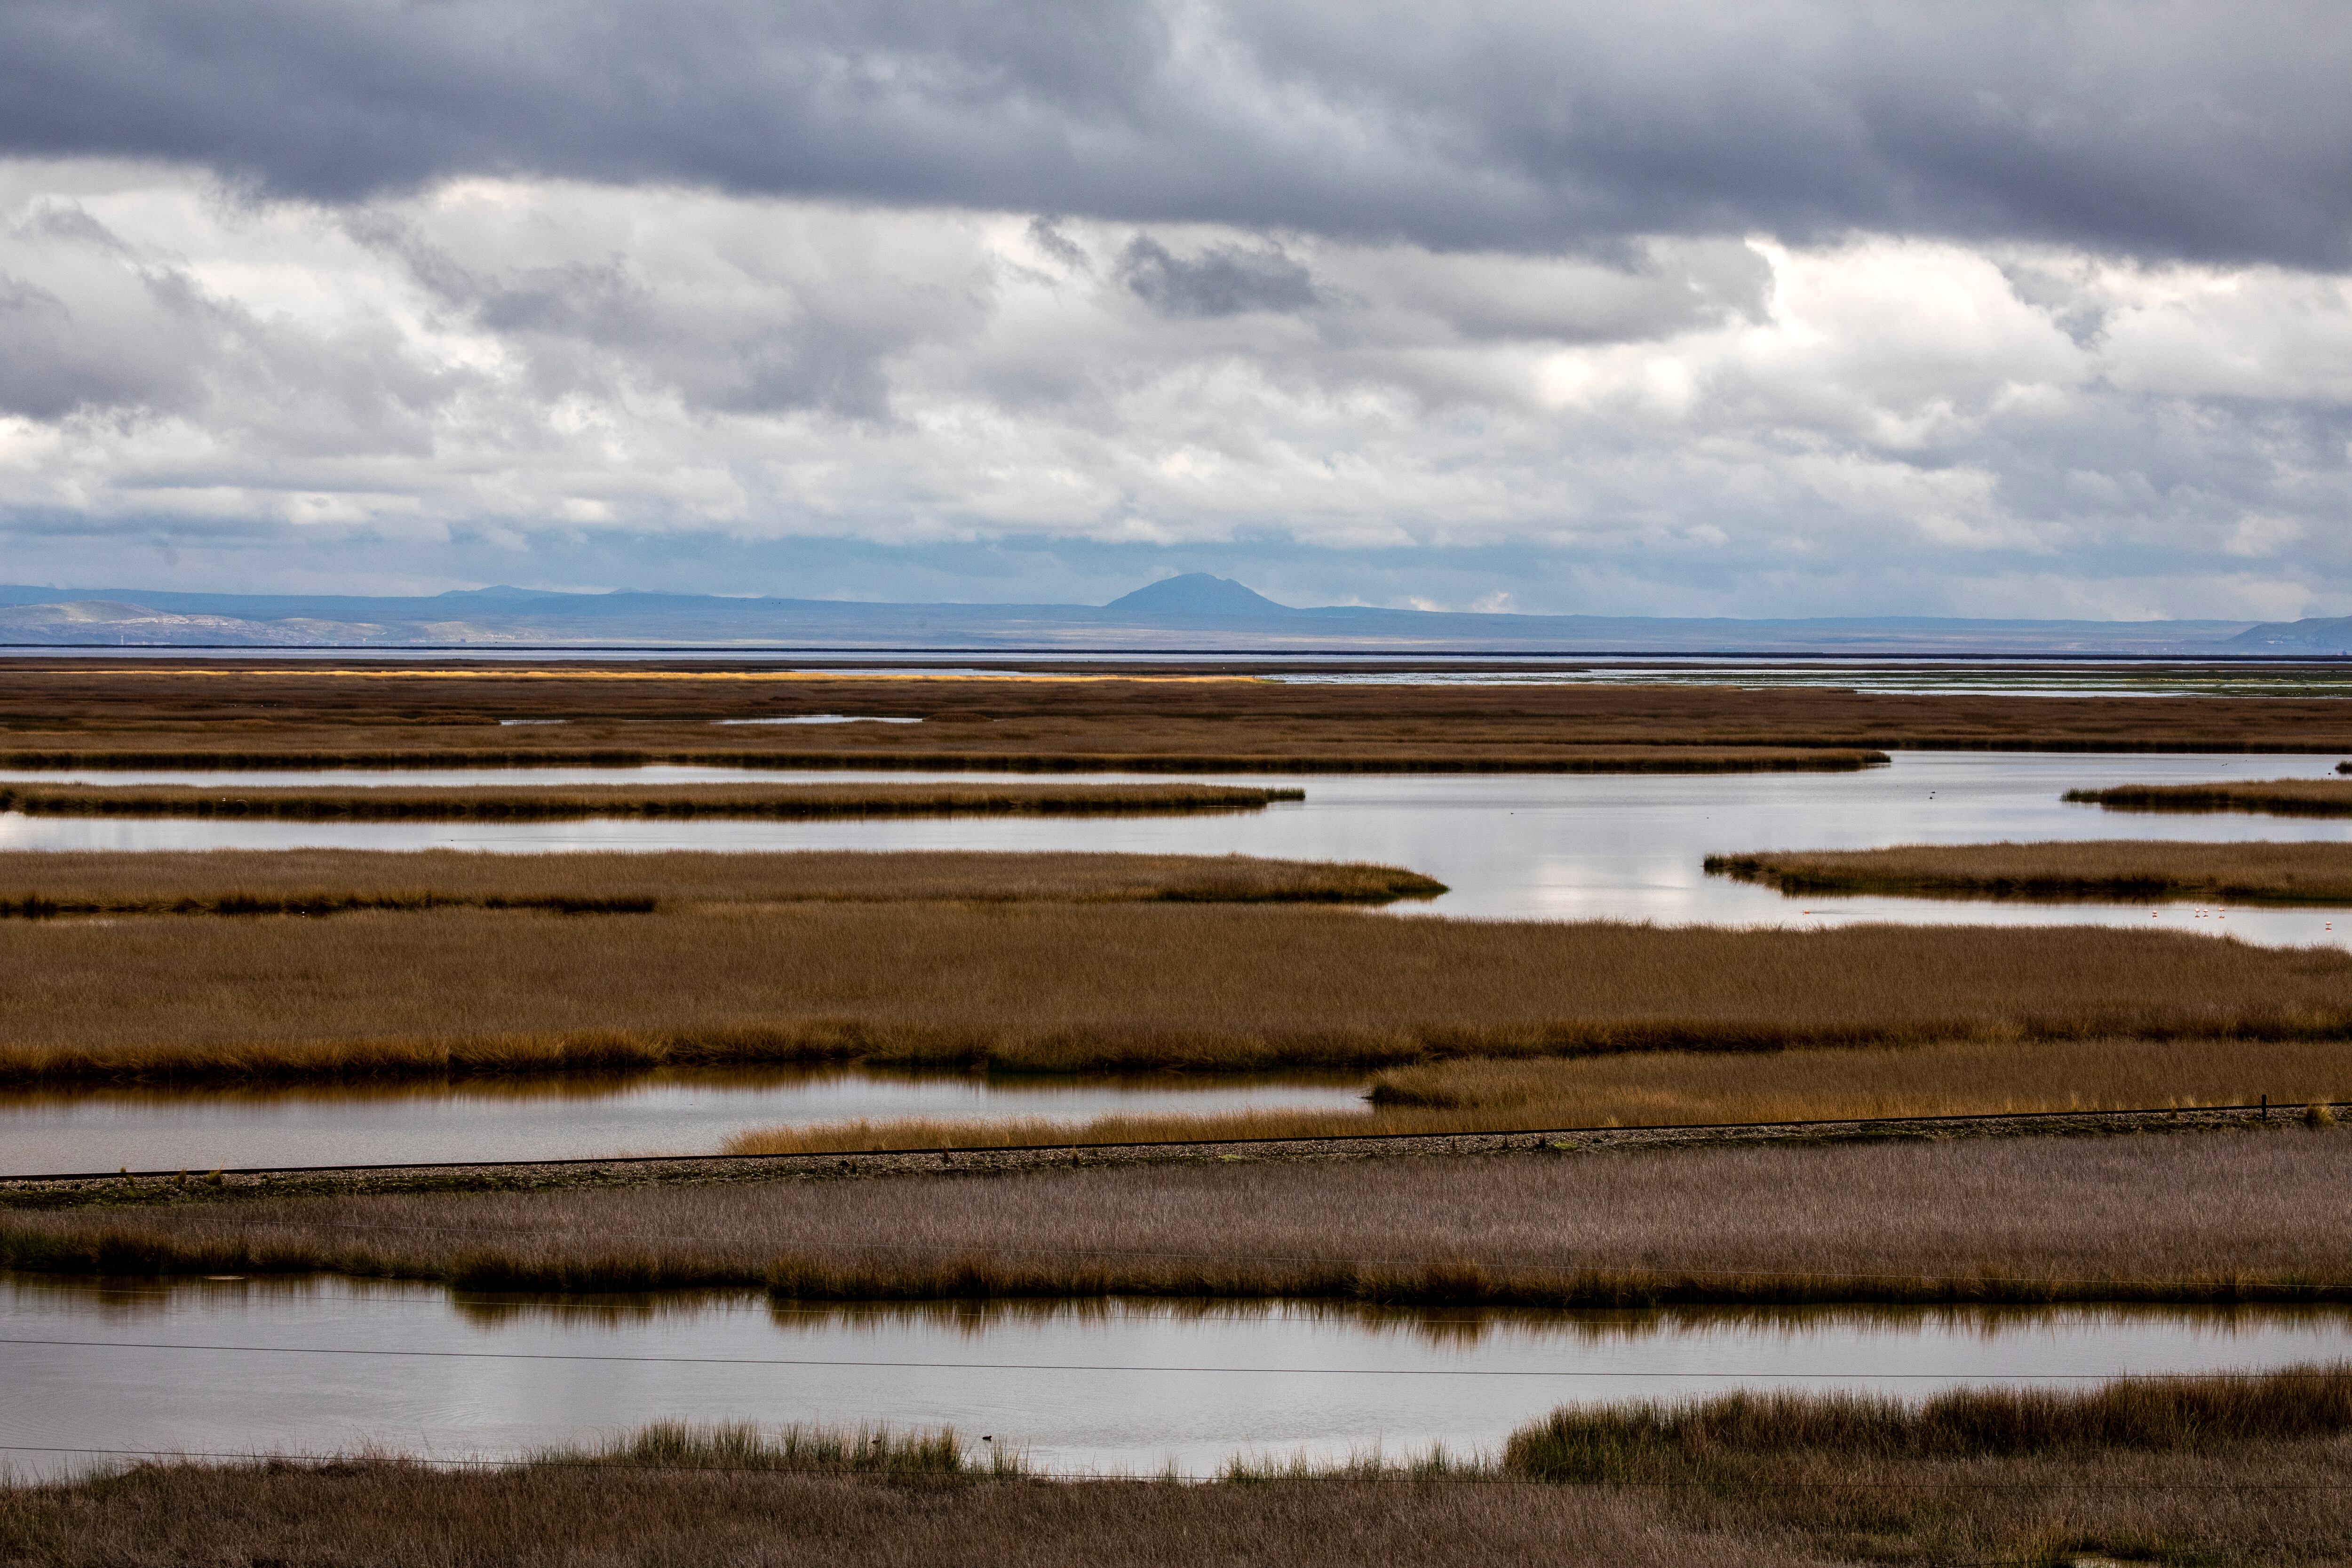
[0,848,1443,918]
[5,908,2352,1084]
[0,780,1303,820]
[1707,839,2352,903]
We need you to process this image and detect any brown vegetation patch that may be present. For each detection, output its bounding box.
[1507,1366,2352,1476]
[10,658,2352,772]
[0,742,1891,774]
[2065,779,2352,816]
[8,1127,2349,1305]
[0,849,1444,918]
[1708,838,2352,903]
[4,909,2351,1084]
[725,1037,2352,1154]
[0,781,1303,820]
[0,1445,1858,1568]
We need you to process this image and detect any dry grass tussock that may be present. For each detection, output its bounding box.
[1708,838,2352,903]
[10,1128,2351,1305]
[0,849,1441,918]
[0,781,1302,820]
[724,1036,2352,1154]
[9,1374,2352,1568]
[573,1419,1008,1477]
[7,908,2352,1084]
[2066,779,2352,816]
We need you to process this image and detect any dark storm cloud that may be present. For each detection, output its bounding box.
[2,0,2347,266]
[1118,237,1319,317]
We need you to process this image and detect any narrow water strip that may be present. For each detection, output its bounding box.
[5,753,2351,941]
[0,1070,1372,1177]
[5,1279,2347,1479]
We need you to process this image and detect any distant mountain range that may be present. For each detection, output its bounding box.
[0,573,2330,655]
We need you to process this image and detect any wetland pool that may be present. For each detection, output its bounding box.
[5,751,2352,942]
[7,750,2350,1175]
[5,1280,2347,1479]
[0,1070,1371,1178]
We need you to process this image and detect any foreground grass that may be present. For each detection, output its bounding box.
[7,907,2352,1085]
[9,1127,2349,1305]
[1707,838,2352,903]
[0,781,1303,820]
[2065,779,2352,816]
[0,849,1443,918]
[7,1375,2352,1566]
[723,1036,2352,1154]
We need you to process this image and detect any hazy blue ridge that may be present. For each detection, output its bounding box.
[0,573,2275,653]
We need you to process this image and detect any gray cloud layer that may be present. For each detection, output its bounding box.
[1,161,2345,618]
[3,1,2349,265]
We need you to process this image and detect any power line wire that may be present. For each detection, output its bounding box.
[4,1335,2342,1379]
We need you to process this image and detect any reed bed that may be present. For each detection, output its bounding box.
[6,908,2352,1084]
[562,1420,1005,1478]
[1505,1365,2352,1478]
[0,849,1442,918]
[9,1128,2349,1305]
[723,1036,2352,1153]
[0,781,1304,820]
[1707,838,2352,903]
[2064,779,2352,815]
[6,1446,2341,1568]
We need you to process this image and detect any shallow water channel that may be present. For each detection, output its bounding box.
[8,743,2351,1476]
[0,1071,1370,1178]
[4,1279,2347,1478]
[7,750,2350,1173]
[6,750,2350,937]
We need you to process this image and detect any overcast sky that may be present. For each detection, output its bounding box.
[1,0,2347,616]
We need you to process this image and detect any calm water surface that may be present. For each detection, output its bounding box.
[6,751,2350,940]
[0,1071,1371,1178]
[11,739,2347,1475]
[7,751,2349,1172]
[5,1279,2346,1478]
